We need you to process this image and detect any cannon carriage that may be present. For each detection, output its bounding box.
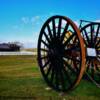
[80,20,100,87]
[37,15,100,92]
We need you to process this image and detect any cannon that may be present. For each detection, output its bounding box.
[37,15,100,92]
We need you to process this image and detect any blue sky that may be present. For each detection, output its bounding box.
[0,0,100,48]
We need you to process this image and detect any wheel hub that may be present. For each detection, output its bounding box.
[48,39,64,64]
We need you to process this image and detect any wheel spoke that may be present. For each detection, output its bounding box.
[64,55,80,63]
[55,69,59,89]
[59,60,73,86]
[86,59,91,72]
[95,39,100,48]
[90,25,94,45]
[40,55,48,59]
[81,31,88,46]
[40,48,48,52]
[58,18,62,37]
[41,40,49,48]
[50,67,55,82]
[43,59,50,68]
[94,25,100,44]
[65,44,80,52]
[46,63,52,76]
[63,33,75,47]
[47,24,53,39]
[58,60,65,90]
[43,31,51,43]
[62,66,72,85]
[91,61,95,79]
[61,23,69,42]
[97,55,100,59]
[95,64,100,71]
[83,29,90,45]
[52,19,56,37]
[97,46,100,49]
[63,59,76,73]
[60,70,65,90]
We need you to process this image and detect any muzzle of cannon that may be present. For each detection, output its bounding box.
[37,15,100,92]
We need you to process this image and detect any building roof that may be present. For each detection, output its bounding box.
[0,44,10,49]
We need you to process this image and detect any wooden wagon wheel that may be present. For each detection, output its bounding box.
[81,23,100,87]
[37,15,85,92]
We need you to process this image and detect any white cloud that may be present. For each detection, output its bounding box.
[21,17,29,24]
[35,16,40,19]
[95,20,100,22]
[74,21,79,27]
[20,16,41,26]
[31,16,40,24]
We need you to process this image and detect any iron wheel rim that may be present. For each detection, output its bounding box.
[38,15,85,92]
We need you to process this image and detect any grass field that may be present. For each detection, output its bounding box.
[22,48,37,52]
[0,55,100,100]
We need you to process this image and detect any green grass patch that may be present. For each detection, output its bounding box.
[0,55,100,100]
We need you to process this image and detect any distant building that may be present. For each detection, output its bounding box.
[0,43,21,51]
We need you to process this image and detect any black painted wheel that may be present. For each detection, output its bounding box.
[38,15,85,92]
[81,23,100,87]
